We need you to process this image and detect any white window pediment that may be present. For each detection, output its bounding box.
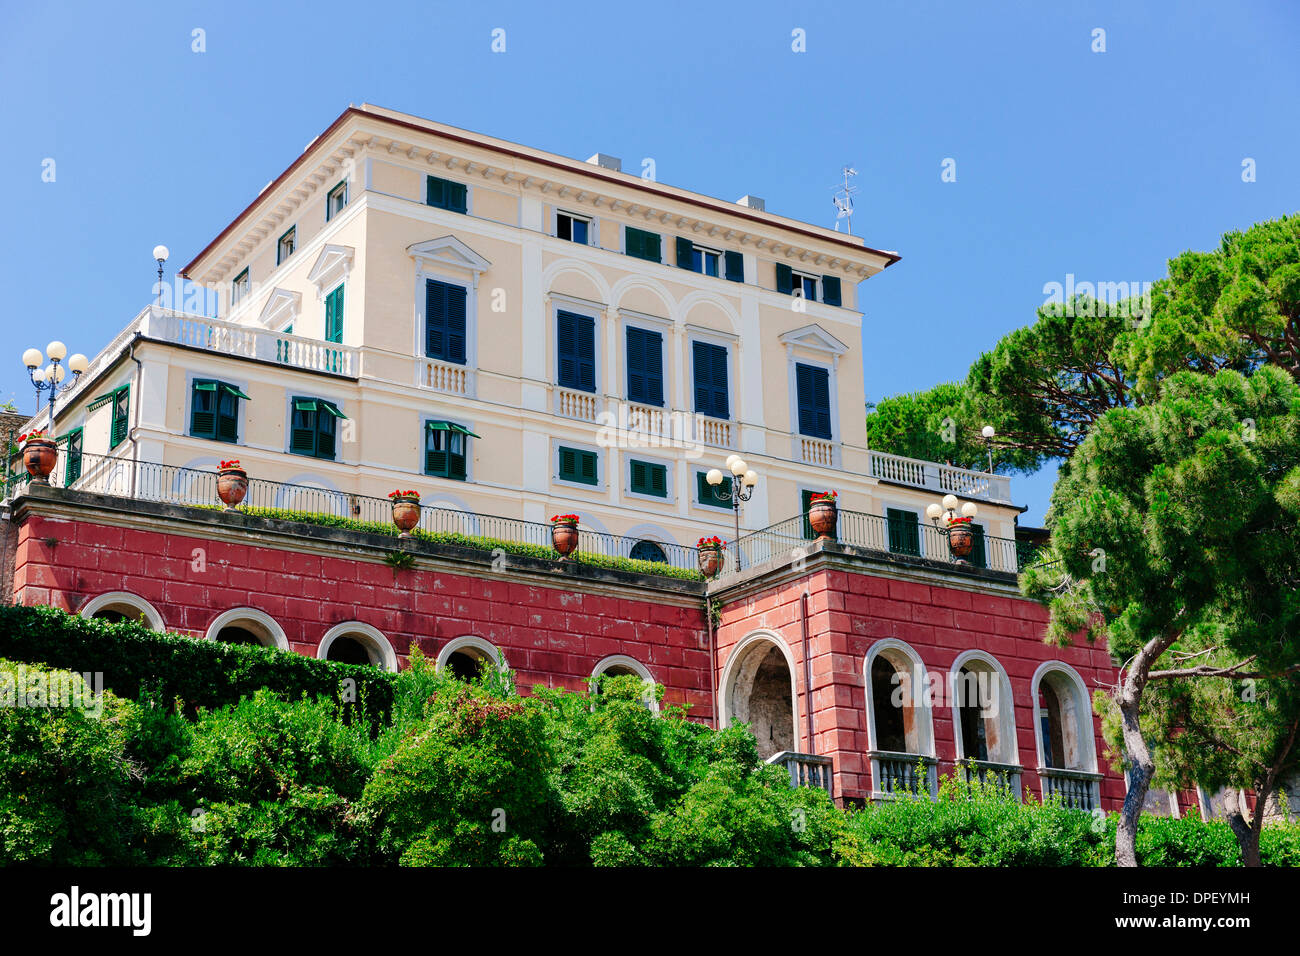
[408,235,491,286]
[307,243,355,296]
[779,323,848,358]
[258,287,301,329]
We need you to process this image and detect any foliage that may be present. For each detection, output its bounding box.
[212,505,702,581]
[866,382,998,472]
[0,603,394,723]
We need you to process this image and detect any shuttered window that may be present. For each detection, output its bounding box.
[691,341,729,420]
[325,284,344,344]
[970,524,987,569]
[425,279,468,364]
[795,363,832,439]
[625,326,664,406]
[821,274,842,306]
[801,488,817,540]
[290,397,346,460]
[64,428,83,485]
[724,250,744,283]
[886,508,921,556]
[109,386,130,449]
[426,175,468,214]
[425,421,478,480]
[558,446,599,486]
[190,380,248,443]
[625,226,661,263]
[557,310,596,392]
[629,459,668,498]
[326,181,347,220]
[697,471,732,509]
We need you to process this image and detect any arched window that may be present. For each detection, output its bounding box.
[317,622,398,672]
[864,639,937,800]
[720,633,799,761]
[949,651,1021,798]
[79,592,164,631]
[204,608,289,651]
[437,636,506,682]
[591,654,658,712]
[1031,662,1101,810]
[629,540,668,564]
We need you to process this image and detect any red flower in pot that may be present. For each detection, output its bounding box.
[389,489,421,537]
[808,490,838,540]
[551,514,580,559]
[697,535,727,579]
[216,459,248,510]
[19,430,57,484]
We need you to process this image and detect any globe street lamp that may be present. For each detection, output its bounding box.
[927,493,979,565]
[23,341,88,422]
[153,245,170,305]
[705,454,759,571]
[981,424,995,473]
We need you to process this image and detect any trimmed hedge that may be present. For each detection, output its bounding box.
[204,505,704,582]
[0,604,394,722]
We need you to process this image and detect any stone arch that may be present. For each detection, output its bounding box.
[678,290,740,334]
[591,653,659,713]
[720,630,799,760]
[864,638,935,757]
[437,635,507,681]
[543,259,612,305]
[611,275,675,319]
[204,607,289,651]
[317,621,398,672]
[79,591,164,631]
[1030,661,1097,773]
[949,650,1019,766]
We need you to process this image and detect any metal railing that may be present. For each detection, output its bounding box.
[719,508,1039,580]
[1039,768,1102,812]
[766,751,834,797]
[5,451,701,573]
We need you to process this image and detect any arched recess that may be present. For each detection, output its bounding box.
[864,638,938,800]
[204,607,290,651]
[720,630,800,761]
[948,650,1020,768]
[1031,661,1103,810]
[318,621,398,672]
[437,635,507,681]
[591,654,659,712]
[678,290,740,334]
[79,591,164,631]
[542,259,613,305]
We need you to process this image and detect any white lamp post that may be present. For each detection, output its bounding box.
[928,495,979,565]
[706,457,759,571]
[153,245,170,305]
[22,340,87,422]
[981,424,996,473]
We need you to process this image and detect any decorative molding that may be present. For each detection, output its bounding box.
[306,243,355,296]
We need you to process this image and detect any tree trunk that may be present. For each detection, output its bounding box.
[1223,787,1266,867]
[1115,631,1179,868]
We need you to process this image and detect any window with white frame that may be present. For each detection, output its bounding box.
[556,210,591,244]
[231,268,250,307]
[326,180,348,221]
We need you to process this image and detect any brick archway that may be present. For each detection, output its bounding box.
[721,632,799,760]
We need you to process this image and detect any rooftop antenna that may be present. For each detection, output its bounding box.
[831,166,858,235]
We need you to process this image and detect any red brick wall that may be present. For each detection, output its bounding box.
[11,513,712,713]
[716,566,1125,809]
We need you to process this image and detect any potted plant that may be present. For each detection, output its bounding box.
[551,513,580,560]
[697,535,727,579]
[946,513,975,561]
[808,490,839,540]
[216,459,248,510]
[389,489,421,537]
[19,431,57,484]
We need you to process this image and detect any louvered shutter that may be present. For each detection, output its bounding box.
[821,275,842,306]
[291,399,317,455]
[626,327,646,403]
[191,382,216,438]
[425,279,445,359]
[775,263,794,295]
[676,237,694,271]
[216,388,239,442]
[725,250,744,283]
[110,388,129,448]
[446,284,467,363]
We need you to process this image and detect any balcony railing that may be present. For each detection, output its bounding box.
[4,452,701,574]
[868,751,938,801]
[421,358,470,396]
[766,751,834,797]
[718,507,1040,581]
[1039,768,1103,812]
[868,449,1011,504]
[958,759,1023,799]
[555,387,601,423]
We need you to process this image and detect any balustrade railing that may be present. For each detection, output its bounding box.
[869,751,938,801]
[1039,768,1102,811]
[766,751,834,797]
[958,759,1023,800]
[869,449,1011,503]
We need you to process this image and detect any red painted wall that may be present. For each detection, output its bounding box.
[11,513,713,714]
[716,567,1125,809]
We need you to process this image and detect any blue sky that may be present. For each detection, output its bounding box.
[3,0,1297,523]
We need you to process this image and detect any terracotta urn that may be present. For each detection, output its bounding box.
[698,545,724,579]
[22,438,58,484]
[552,520,579,559]
[948,522,974,561]
[808,499,838,540]
[217,468,249,510]
[391,496,421,537]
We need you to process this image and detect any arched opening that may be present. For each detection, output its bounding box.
[629,540,668,564]
[1040,682,1067,769]
[864,639,937,799]
[79,592,164,631]
[1031,662,1100,810]
[204,608,289,651]
[591,654,658,712]
[723,636,797,761]
[870,656,908,753]
[317,622,398,672]
[217,626,264,647]
[446,649,488,681]
[950,652,1018,768]
[436,636,505,682]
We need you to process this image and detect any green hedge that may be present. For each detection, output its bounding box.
[206,505,704,582]
[0,604,394,722]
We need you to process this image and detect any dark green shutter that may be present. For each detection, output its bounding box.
[426,279,467,364]
[316,408,337,460]
[325,285,344,344]
[559,446,598,485]
[630,460,667,497]
[676,237,694,271]
[216,387,239,443]
[110,387,129,449]
[427,176,468,213]
[775,263,794,295]
[724,250,744,283]
[191,381,217,438]
[821,275,842,306]
[425,426,448,475]
[649,462,667,496]
[64,429,82,485]
[697,472,732,509]
[887,508,921,556]
[626,227,660,262]
[802,489,816,540]
[692,341,729,419]
[970,525,987,568]
[290,398,317,455]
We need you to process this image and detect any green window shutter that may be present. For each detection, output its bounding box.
[316,413,336,460]
[579,450,597,484]
[648,462,667,497]
[290,397,317,455]
[65,429,83,485]
[191,380,217,439]
[325,285,344,344]
[558,446,577,482]
[425,426,448,476]
[887,508,921,556]
[109,387,129,449]
[559,446,598,485]
[626,227,660,262]
[427,176,467,213]
[676,237,695,271]
[775,263,794,296]
[821,274,842,306]
[697,472,732,509]
[724,250,744,283]
[802,489,816,540]
[630,460,666,497]
[970,525,987,568]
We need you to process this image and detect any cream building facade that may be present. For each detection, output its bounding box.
[27,104,1021,565]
